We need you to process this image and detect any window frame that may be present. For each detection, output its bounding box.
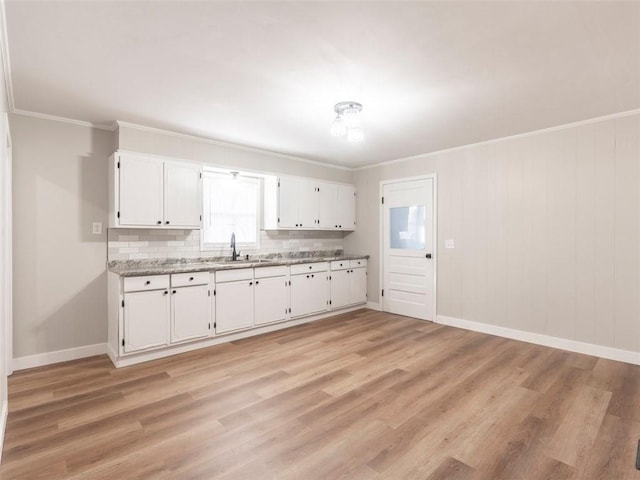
[200,169,262,252]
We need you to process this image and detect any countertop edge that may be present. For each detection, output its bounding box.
[109,255,370,277]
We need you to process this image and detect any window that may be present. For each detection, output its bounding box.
[202,171,261,250]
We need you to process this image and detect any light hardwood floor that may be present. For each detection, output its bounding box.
[2,309,639,479]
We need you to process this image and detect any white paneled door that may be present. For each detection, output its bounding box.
[382,177,435,320]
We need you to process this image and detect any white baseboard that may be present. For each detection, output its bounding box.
[366,301,381,311]
[436,315,640,366]
[12,343,107,371]
[0,399,7,464]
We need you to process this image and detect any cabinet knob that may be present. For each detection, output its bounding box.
[163,291,168,295]
[311,274,314,278]
[308,266,312,270]
[157,220,162,225]
[172,290,176,294]
[306,275,310,279]
[145,280,151,285]
[165,221,170,225]
[255,280,259,285]
[189,277,194,281]
[249,281,253,286]
[426,253,432,259]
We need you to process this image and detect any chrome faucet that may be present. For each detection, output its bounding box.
[230,232,240,261]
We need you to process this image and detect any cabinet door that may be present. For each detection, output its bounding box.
[298,179,318,229]
[337,184,356,230]
[307,273,328,314]
[349,268,367,305]
[290,274,310,317]
[278,177,298,228]
[330,269,350,310]
[291,273,328,317]
[123,289,169,353]
[164,161,202,228]
[216,280,254,333]
[171,285,211,343]
[119,154,164,226]
[254,276,288,326]
[318,183,338,229]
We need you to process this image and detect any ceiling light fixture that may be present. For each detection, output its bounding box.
[331,101,363,143]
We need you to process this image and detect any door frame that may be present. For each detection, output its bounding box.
[379,173,438,321]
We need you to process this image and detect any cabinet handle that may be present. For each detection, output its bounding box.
[145,280,151,285]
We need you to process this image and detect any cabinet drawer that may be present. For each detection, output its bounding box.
[171,271,210,287]
[290,262,328,275]
[254,265,288,279]
[123,275,170,293]
[349,259,367,269]
[330,260,349,271]
[216,268,253,283]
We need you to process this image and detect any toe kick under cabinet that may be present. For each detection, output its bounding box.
[107,259,367,366]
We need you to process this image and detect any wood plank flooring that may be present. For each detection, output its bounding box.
[2,309,640,479]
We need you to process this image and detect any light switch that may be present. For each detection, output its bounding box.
[92,222,103,235]
[445,239,455,249]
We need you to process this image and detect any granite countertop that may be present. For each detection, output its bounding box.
[108,251,370,277]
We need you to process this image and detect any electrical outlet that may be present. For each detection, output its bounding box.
[445,239,455,249]
[92,222,103,235]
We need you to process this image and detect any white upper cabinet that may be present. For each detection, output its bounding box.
[164,161,202,228]
[318,183,338,229]
[119,153,164,227]
[110,151,202,229]
[277,177,299,228]
[298,179,318,229]
[264,175,356,231]
[337,184,356,230]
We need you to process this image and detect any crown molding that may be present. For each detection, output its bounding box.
[354,107,640,171]
[12,109,116,131]
[115,120,353,171]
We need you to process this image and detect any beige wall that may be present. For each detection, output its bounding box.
[0,38,8,437]
[345,113,640,353]
[118,125,353,183]
[10,118,354,359]
[11,114,114,358]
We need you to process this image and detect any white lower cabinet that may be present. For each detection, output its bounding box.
[330,269,351,309]
[329,264,367,310]
[216,279,255,333]
[290,272,328,318]
[123,289,170,353]
[254,275,289,326]
[110,259,367,366]
[350,267,367,305]
[171,284,211,343]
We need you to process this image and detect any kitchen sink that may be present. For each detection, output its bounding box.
[218,258,274,264]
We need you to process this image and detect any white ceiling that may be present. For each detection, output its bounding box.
[5,1,640,167]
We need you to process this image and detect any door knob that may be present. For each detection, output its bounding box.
[426,253,432,259]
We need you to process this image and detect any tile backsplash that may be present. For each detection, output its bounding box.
[107,229,346,261]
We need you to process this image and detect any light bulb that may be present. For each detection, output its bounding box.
[330,116,346,137]
[347,127,364,143]
[342,107,361,128]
